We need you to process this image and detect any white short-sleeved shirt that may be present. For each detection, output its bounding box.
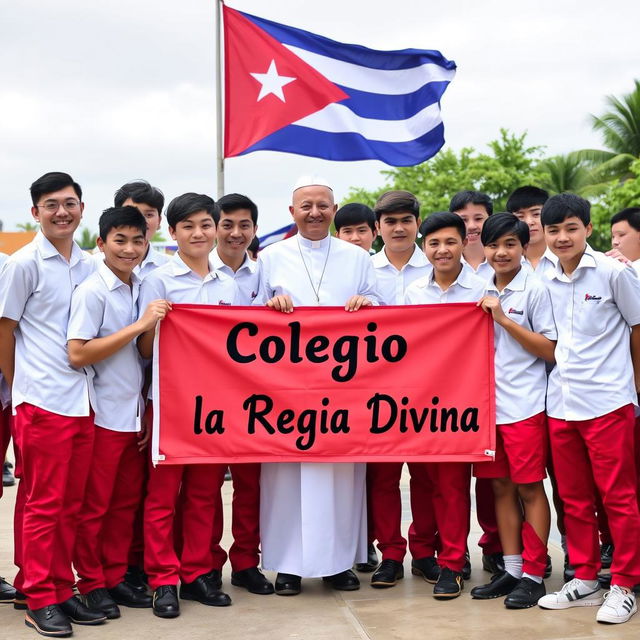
[371,244,431,305]
[405,265,486,304]
[484,269,557,424]
[632,259,640,277]
[211,248,260,305]
[135,245,171,280]
[542,244,640,421]
[67,262,144,432]
[0,232,95,416]
[462,256,494,280]
[523,248,558,275]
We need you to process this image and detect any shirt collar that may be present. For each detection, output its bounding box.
[297,234,331,250]
[485,266,528,294]
[98,260,140,291]
[372,244,426,269]
[428,264,474,290]
[170,251,218,279]
[211,247,256,274]
[140,245,165,268]
[548,243,596,281]
[461,255,489,272]
[35,230,85,265]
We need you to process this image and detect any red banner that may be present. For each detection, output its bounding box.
[152,304,495,464]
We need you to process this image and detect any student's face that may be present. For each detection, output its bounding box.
[513,205,544,246]
[422,227,467,275]
[169,211,216,259]
[216,209,257,260]
[289,186,336,241]
[454,203,490,247]
[544,216,592,265]
[376,212,419,254]
[122,198,161,242]
[484,233,525,279]
[336,224,376,252]
[611,220,640,262]
[97,225,147,278]
[31,185,83,241]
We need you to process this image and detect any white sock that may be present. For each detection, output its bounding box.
[523,572,542,584]
[503,554,523,579]
[578,579,599,590]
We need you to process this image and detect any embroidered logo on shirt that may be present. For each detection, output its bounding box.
[219,300,232,306]
[508,308,524,315]
[584,294,602,301]
[251,291,257,299]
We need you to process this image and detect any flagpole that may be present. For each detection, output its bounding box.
[215,0,224,198]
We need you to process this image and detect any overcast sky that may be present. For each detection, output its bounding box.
[1,0,638,236]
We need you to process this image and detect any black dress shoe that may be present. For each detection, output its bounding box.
[108,582,152,608]
[544,555,552,579]
[411,556,440,583]
[504,577,546,609]
[206,569,222,590]
[14,589,27,610]
[322,569,360,591]
[231,567,274,594]
[25,605,72,638]
[433,567,463,600]
[481,552,504,575]
[355,543,379,573]
[83,588,120,619]
[600,543,614,569]
[471,571,519,599]
[371,559,404,588]
[153,585,180,618]
[124,565,148,593]
[180,574,231,607]
[58,596,107,625]
[462,551,472,580]
[274,573,301,596]
[0,576,17,601]
[2,461,15,487]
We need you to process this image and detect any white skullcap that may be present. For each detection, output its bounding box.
[292,175,333,192]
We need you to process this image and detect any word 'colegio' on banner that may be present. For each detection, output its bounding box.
[152,304,495,464]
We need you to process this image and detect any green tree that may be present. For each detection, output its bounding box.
[343,129,547,214]
[537,153,599,196]
[579,79,640,182]
[77,227,98,250]
[16,222,38,231]
[151,231,166,242]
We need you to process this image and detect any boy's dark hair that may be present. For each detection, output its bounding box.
[481,212,530,246]
[419,212,466,244]
[335,203,376,232]
[373,190,420,221]
[506,186,549,213]
[247,236,260,258]
[541,193,591,226]
[215,193,258,225]
[114,180,164,214]
[30,172,82,205]
[98,206,147,242]
[166,193,217,229]
[449,190,493,216]
[610,207,640,231]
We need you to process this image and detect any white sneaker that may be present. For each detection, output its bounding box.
[538,578,604,609]
[596,586,637,624]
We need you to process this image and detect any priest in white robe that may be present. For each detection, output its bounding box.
[254,176,381,595]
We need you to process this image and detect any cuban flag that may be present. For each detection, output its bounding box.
[257,223,297,250]
[223,6,456,167]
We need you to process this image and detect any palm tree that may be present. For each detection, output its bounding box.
[77,227,98,250]
[16,222,38,231]
[579,80,640,181]
[537,153,604,197]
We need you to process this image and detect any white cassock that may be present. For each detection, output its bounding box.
[254,234,381,576]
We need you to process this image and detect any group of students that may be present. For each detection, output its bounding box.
[0,171,639,637]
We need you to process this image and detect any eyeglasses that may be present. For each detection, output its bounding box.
[36,199,81,213]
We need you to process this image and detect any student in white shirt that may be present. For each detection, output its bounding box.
[67,206,170,619]
[608,207,640,275]
[537,193,640,625]
[114,180,171,279]
[138,193,236,619]
[0,172,104,636]
[506,186,550,271]
[367,191,436,590]
[335,203,378,254]
[209,193,273,595]
[470,213,556,609]
[254,176,379,596]
[404,212,485,600]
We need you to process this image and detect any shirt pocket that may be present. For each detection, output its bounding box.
[575,297,607,336]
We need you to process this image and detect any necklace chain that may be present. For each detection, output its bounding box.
[297,236,331,304]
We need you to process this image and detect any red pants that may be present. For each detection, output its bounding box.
[14,404,94,609]
[144,461,226,589]
[75,427,145,593]
[423,462,471,571]
[475,478,502,555]
[0,405,11,499]
[548,405,640,587]
[368,462,438,562]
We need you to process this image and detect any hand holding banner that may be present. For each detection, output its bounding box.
[153,304,495,464]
